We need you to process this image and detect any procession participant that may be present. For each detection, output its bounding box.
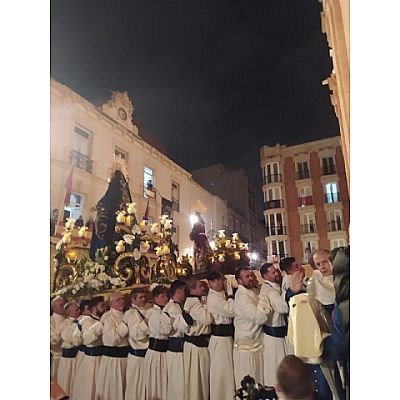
[57,301,83,397]
[259,262,289,386]
[206,270,236,400]
[74,299,91,372]
[164,280,193,400]
[233,266,271,387]
[280,257,307,303]
[80,299,91,316]
[71,296,106,400]
[50,297,66,378]
[144,285,172,400]
[96,290,130,400]
[124,287,150,400]
[308,249,336,313]
[184,279,213,400]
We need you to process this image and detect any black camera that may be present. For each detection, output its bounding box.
[234,375,278,400]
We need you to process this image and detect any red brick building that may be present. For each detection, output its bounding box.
[260,136,349,263]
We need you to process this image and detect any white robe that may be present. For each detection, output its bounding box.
[164,300,190,400]
[71,315,103,400]
[95,308,129,400]
[50,313,66,378]
[124,306,149,400]
[233,285,271,387]
[57,318,83,396]
[259,280,289,386]
[144,304,171,400]
[307,270,336,306]
[183,296,212,400]
[207,288,236,400]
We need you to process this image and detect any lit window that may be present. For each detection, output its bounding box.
[115,147,128,162]
[144,166,154,197]
[171,181,180,212]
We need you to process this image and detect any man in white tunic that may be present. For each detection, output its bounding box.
[164,280,193,400]
[184,279,213,400]
[96,291,130,400]
[259,262,289,386]
[50,297,66,378]
[206,271,236,400]
[72,296,106,400]
[144,285,172,400]
[57,301,83,397]
[233,267,271,388]
[124,287,149,400]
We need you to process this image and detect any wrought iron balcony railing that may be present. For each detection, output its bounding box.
[70,149,93,173]
[324,192,341,204]
[298,196,314,207]
[327,220,344,232]
[301,224,317,234]
[321,165,337,176]
[265,225,287,236]
[264,199,284,210]
[263,174,282,184]
[296,170,310,180]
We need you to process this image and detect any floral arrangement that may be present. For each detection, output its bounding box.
[210,230,250,274]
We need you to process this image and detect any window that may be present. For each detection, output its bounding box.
[264,162,281,183]
[296,161,310,179]
[298,186,312,198]
[330,238,347,249]
[268,213,285,235]
[115,147,128,162]
[144,166,154,197]
[302,213,316,233]
[266,187,282,201]
[228,214,234,231]
[64,192,85,221]
[73,126,90,155]
[172,225,179,247]
[322,157,336,175]
[171,181,180,212]
[328,210,343,231]
[269,240,287,257]
[303,241,318,262]
[325,182,340,203]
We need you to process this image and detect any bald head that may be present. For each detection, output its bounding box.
[276,355,314,400]
[51,297,66,316]
[110,291,126,311]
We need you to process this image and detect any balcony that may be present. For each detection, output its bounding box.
[327,220,344,232]
[321,165,337,176]
[264,199,284,210]
[263,174,282,184]
[70,149,93,173]
[265,225,287,237]
[324,192,341,204]
[296,170,310,180]
[298,196,314,207]
[301,224,317,234]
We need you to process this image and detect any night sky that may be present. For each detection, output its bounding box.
[51,0,339,187]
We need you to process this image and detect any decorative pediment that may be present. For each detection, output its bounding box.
[100,91,139,135]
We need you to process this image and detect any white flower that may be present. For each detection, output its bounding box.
[61,232,72,244]
[78,226,88,238]
[162,244,170,255]
[155,247,163,257]
[159,215,168,225]
[218,254,225,263]
[140,241,150,253]
[56,240,63,251]
[232,233,239,241]
[131,225,141,235]
[65,218,75,230]
[89,279,101,289]
[99,264,105,272]
[133,248,141,261]
[90,266,96,273]
[127,202,137,215]
[116,211,126,224]
[151,223,158,233]
[110,277,123,286]
[104,255,109,261]
[72,289,77,295]
[116,240,125,253]
[218,229,226,238]
[225,240,232,249]
[164,219,173,230]
[83,273,94,283]
[97,272,109,282]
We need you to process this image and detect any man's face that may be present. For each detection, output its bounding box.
[52,299,66,316]
[263,266,283,284]
[67,303,81,319]
[208,278,224,292]
[94,301,106,317]
[287,261,301,275]
[238,269,256,288]
[155,292,169,307]
[132,293,147,308]
[313,252,333,277]
[173,286,187,303]
[111,293,126,311]
[191,281,208,297]
[82,305,91,316]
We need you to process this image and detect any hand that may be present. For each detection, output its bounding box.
[290,269,305,293]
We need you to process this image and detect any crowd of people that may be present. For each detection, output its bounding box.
[50,247,349,400]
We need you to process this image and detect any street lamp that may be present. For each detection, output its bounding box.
[190,214,199,224]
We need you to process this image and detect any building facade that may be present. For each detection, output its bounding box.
[191,164,264,257]
[320,0,350,191]
[51,79,229,257]
[260,136,349,263]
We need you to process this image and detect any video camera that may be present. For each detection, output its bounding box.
[234,375,277,400]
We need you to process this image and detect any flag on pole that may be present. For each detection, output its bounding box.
[143,197,150,221]
[64,162,75,206]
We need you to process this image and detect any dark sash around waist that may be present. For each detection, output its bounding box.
[78,344,85,353]
[149,338,169,352]
[184,334,210,348]
[211,323,234,337]
[129,348,147,358]
[263,325,287,338]
[168,337,185,352]
[103,346,130,358]
[62,347,80,358]
[84,346,104,357]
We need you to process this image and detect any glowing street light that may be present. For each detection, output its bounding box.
[249,252,259,261]
[190,214,199,224]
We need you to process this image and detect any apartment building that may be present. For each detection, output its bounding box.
[260,136,349,263]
